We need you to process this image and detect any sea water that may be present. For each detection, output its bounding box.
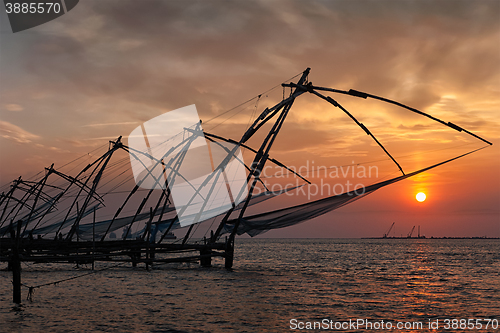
[1,239,499,332]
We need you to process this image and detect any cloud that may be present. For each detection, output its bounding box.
[4,104,23,112]
[82,121,139,127]
[1,0,498,176]
[0,121,39,143]
[397,124,433,131]
[30,1,498,116]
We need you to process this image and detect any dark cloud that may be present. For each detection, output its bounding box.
[7,0,498,114]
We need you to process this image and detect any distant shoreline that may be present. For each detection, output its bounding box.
[362,237,500,239]
[240,237,500,240]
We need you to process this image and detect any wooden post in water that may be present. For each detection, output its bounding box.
[200,237,212,267]
[92,207,96,270]
[75,202,80,269]
[145,207,152,271]
[224,236,234,269]
[12,249,21,304]
[12,221,22,304]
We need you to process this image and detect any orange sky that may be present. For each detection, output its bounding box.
[1,0,499,237]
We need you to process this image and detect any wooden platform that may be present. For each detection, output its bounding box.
[0,237,233,267]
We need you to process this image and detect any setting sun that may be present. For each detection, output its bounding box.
[416,192,426,202]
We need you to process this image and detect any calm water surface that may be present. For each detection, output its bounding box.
[1,239,499,332]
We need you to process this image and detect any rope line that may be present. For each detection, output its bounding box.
[203,71,304,126]
[19,262,126,302]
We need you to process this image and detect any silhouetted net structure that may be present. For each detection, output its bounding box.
[0,68,491,250]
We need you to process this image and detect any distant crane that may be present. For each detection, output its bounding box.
[417,225,426,239]
[383,222,395,238]
[407,226,416,238]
